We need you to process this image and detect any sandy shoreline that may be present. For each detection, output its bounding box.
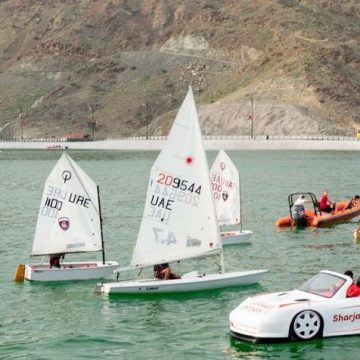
[1,138,360,151]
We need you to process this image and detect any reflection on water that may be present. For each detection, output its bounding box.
[228,337,327,359]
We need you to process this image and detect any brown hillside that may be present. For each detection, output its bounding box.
[0,0,360,139]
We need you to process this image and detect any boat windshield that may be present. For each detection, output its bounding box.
[297,272,346,298]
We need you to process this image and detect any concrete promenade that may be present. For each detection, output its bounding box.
[1,136,360,151]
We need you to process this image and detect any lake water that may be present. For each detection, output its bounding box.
[1,149,360,359]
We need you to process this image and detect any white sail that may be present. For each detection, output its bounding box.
[31,153,102,256]
[131,87,221,268]
[210,149,240,226]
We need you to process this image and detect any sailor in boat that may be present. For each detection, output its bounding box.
[319,190,335,213]
[49,253,65,269]
[292,194,311,227]
[153,263,181,280]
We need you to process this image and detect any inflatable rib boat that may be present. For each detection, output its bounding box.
[276,192,360,228]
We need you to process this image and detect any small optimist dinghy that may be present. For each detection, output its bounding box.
[15,153,118,282]
[210,149,252,245]
[94,87,267,295]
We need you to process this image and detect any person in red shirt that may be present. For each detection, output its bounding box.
[319,190,335,213]
[344,270,360,297]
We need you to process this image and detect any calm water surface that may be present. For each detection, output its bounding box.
[1,150,360,359]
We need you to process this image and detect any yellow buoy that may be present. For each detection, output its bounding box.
[353,228,360,241]
[14,264,25,282]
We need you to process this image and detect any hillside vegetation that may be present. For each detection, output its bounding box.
[0,0,360,139]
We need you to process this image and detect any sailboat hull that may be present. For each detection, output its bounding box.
[24,261,118,282]
[221,230,253,245]
[96,269,268,294]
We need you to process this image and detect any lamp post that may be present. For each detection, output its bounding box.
[18,107,24,140]
[88,105,97,140]
[250,97,254,139]
[145,99,152,140]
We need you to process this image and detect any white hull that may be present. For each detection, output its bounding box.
[96,269,268,294]
[221,230,252,245]
[25,261,119,282]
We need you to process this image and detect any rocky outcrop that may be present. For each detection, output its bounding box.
[0,0,359,138]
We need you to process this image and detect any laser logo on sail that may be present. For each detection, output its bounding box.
[185,155,193,165]
[186,236,201,247]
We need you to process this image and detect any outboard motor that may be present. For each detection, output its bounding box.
[292,204,307,227]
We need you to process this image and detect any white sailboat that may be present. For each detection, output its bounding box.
[210,150,253,245]
[96,87,267,294]
[20,153,118,282]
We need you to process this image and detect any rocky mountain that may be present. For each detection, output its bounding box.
[0,0,360,139]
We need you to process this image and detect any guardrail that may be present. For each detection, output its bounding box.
[0,135,359,142]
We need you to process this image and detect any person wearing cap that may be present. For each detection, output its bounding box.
[294,194,311,206]
[292,194,311,227]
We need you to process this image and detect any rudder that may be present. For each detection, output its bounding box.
[14,264,25,282]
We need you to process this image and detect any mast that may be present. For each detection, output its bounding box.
[220,249,225,274]
[239,174,243,232]
[250,97,254,139]
[97,185,105,264]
